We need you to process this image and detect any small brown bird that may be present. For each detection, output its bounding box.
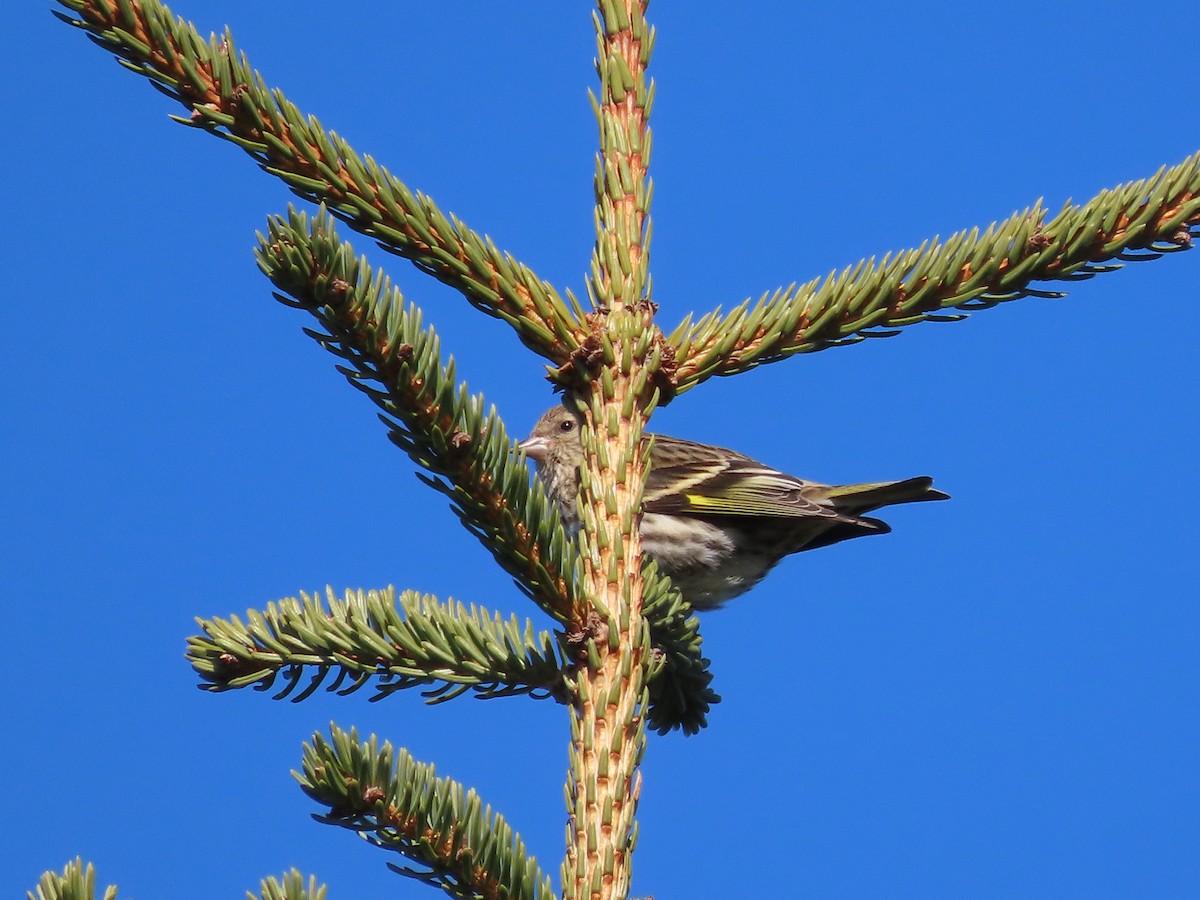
[520,405,948,610]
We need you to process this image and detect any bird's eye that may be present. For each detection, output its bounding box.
[559,419,574,433]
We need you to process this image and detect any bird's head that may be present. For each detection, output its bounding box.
[520,405,585,466]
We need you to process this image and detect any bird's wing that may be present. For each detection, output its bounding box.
[643,436,839,520]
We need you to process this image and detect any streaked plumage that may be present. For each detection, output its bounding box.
[520,405,948,610]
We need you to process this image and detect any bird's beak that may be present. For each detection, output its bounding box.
[519,436,548,462]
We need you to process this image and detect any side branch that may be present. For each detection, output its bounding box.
[300,725,557,900]
[188,587,568,704]
[258,208,577,625]
[52,0,584,362]
[672,151,1200,389]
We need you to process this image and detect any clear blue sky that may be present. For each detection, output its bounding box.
[5,3,1198,898]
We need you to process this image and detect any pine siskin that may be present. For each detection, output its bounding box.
[520,405,948,610]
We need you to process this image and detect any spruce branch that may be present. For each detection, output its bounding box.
[184,580,711,733]
[671,151,1200,390]
[28,858,118,900]
[638,561,715,736]
[587,0,654,312]
[51,0,585,362]
[188,587,569,704]
[252,871,327,900]
[257,207,577,626]
[561,4,659,899]
[298,725,556,900]
[551,0,678,401]
[256,207,715,734]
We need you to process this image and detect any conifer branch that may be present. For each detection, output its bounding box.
[188,587,568,704]
[256,208,716,734]
[257,207,577,626]
[253,871,327,900]
[51,0,585,362]
[561,4,659,898]
[640,562,717,735]
[671,151,1200,390]
[587,0,654,312]
[298,726,556,900]
[28,858,118,900]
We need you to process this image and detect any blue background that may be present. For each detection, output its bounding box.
[5,3,1198,897]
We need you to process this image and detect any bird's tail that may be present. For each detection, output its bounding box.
[826,476,950,516]
[795,477,947,553]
